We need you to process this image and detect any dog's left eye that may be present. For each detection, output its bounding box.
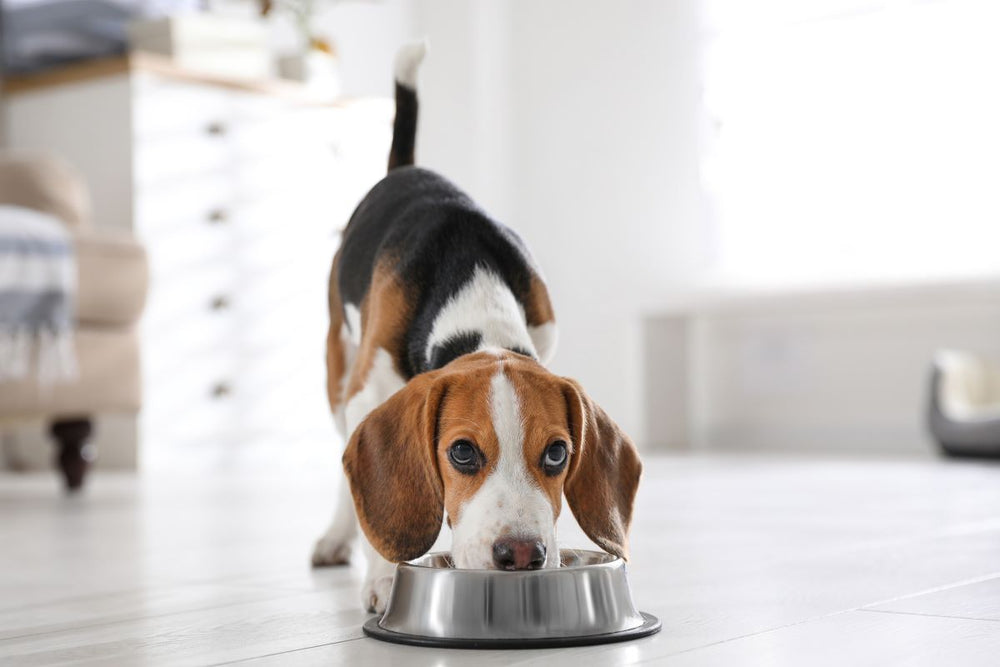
[448,440,483,474]
[541,441,569,475]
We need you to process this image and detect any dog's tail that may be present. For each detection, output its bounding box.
[388,40,427,171]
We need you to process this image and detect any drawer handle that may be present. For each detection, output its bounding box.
[207,208,229,224]
[210,295,231,311]
[206,121,227,136]
[211,382,232,399]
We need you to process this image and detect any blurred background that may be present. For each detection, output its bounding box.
[2,0,1000,480]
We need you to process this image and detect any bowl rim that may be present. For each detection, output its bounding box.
[401,548,622,573]
[366,612,662,649]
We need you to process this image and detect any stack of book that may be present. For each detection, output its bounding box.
[128,14,271,80]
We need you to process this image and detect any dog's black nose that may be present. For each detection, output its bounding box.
[492,538,546,570]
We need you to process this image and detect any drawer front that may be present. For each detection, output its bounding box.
[137,174,238,275]
[145,216,237,275]
[142,346,240,426]
[143,260,240,352]
[134,129,233,188]
[133,74,233,140]
[133,78,236,186]
[134,78,330,187]
[142,345,331,447]
[135,171,237,236]
[143,303,238,370]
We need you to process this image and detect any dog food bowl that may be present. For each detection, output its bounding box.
[363,549,660,649]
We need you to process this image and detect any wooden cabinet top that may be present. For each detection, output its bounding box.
[3,51,352,105]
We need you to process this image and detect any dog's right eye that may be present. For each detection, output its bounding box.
[448,440,483,474]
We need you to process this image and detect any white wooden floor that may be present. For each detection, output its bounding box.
[2,453,1000,665]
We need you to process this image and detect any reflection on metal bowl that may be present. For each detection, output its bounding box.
[363,549,661,649]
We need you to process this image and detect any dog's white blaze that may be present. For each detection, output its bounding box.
[451,369,559,569]
[425,267,537,366]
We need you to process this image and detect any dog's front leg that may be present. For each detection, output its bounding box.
[344,347,407,612]
[359,534,397,613]
[311,473,357,566]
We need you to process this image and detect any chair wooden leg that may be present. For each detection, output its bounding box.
[50,418,94,491]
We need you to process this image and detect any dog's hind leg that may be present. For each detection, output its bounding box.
[312,287,361,567]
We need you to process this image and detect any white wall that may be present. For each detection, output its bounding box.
[406,0,711,443]
[644,279,1000,455]
[311,0,416,98]
[405,1,514,220]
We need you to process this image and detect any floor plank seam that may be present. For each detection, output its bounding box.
[207,635,367,666]
[634,608,861,663]
[0,589,317,643]
[0,589,153,615]
[673,524,1000,584]
[175,581,360,596]
[859,608,1000,624]
[858,571,1000,610]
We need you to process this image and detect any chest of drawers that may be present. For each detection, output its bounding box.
[4,55,392,467]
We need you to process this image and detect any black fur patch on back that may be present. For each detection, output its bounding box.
[337,167,543,378]
[427,331,483,371]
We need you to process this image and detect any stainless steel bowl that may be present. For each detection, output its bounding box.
[363,549,660,649]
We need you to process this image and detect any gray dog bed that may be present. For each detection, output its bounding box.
[928,350,1000,458]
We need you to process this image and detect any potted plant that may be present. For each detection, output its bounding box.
[259,0,342,91]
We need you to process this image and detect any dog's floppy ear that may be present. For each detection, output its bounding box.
[342,371,446,562]
[562,379,642,560]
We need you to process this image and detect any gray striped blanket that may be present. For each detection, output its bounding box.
[0,205,77,383]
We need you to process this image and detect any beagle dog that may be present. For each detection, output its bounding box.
[311,42,642,613]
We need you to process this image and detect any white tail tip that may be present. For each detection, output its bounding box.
[394,39,428,89]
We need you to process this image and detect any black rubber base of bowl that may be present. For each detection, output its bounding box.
[362,611,661,650]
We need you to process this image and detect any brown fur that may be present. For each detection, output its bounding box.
[525,275,555,327]
[342,368,447,562]
[327,259,415,411]
[325,255,347,412]
[562,378,642,559]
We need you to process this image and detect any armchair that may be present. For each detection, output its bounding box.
[0,151,148,489]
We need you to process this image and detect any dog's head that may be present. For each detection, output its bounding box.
[342,350,641,570]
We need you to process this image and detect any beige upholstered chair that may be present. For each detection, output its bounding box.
[0,151,148,489]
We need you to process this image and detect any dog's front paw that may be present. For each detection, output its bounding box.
[311,535,353,567]
[361,574,394,613]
